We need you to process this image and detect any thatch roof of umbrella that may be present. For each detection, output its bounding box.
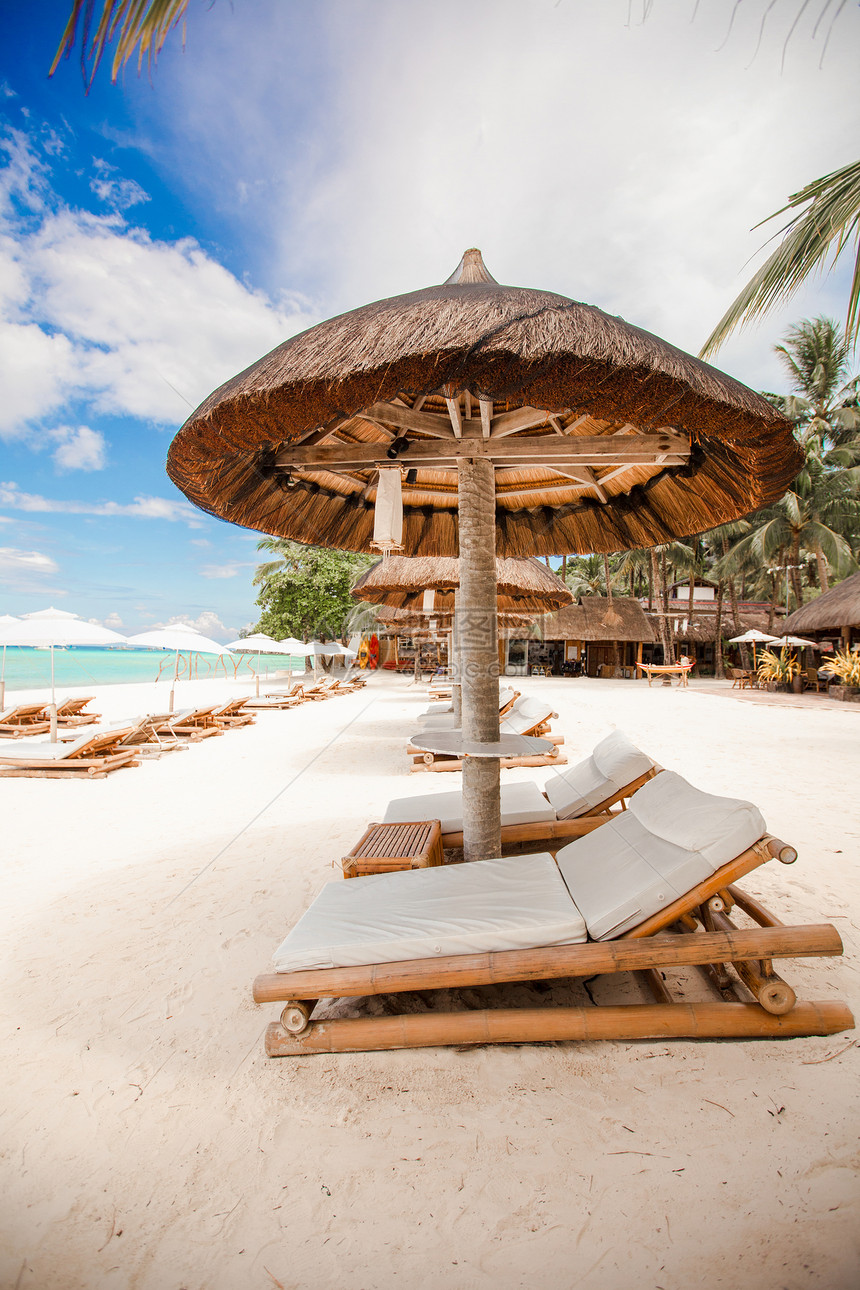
[167,249,799,557]
[783,572,860,633]
[351,555,571,611]
[541,597,655,643]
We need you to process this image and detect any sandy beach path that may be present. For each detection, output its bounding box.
[1,671,858,1290]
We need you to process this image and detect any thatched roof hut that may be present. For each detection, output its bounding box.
[167,249,798,558]
[542,597,655,643]
[374,605,535,632]
[351,555,571,611]
[783,573,860,634]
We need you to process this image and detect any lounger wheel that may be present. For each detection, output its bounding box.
[280,1001,312,1035]
[707,895,726,914]
[422,752,435,765]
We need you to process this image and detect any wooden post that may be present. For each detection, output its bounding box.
[451,590,462,724]
[457,455,501,861]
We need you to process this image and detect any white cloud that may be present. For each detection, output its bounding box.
[0,481,205,527]
[199,561,255,579]
[190,538,211,548]
[0,129,318,441]
[150,0,859,396]
[102,612,124,629]
[90,159,150,211]
[154,610,232,640]
[0,546,60,590]
[50,425,107,472]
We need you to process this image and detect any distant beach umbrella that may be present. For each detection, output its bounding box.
[126,623,232,712]
[225,632,292,696]
[0,611,129,737]
[769,634,820,650]
[728,627,779,669]
[0,614,20,710]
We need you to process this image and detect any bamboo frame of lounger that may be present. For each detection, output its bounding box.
[253,834,854,1055]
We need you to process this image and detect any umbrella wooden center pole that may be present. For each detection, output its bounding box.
[457,456,501,862]
[451,590,462,724]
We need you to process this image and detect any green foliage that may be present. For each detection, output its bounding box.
[701,160,860,356]
[251,539,374,642]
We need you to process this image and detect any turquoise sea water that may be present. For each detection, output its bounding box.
[0,647,309,692]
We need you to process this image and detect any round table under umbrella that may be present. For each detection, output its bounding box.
[168,248,799,861]
[126,624,233,713]
[0,611,129,739]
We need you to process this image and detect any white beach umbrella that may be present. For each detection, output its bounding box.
[126,623,233,712]
[769,634,819,650]
[0,612,129,737]
[21,606,80,620]
[278,637,314,654]
[0,614,20,710]
[728,627,779,669]
[225,632,291,696]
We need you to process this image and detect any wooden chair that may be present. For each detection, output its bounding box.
[0,704,52,738]
[729,668,753,690]
[0,727,140,778]
[804,667,823,693]
[253,773,853,1056]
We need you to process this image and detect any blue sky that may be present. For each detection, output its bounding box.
[1,0,858,639]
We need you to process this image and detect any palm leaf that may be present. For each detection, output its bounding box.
[701,160,860,358]
[50,0,191,86]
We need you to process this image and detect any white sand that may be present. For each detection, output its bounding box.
[1,671,858,1290]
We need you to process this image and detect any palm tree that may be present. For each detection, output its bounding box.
[701,160,860,357]
[769,318,860,452]
[51,0,189,85]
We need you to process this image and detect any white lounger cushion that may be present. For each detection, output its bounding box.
[500,697,555,736]
[382,780,557,834]
[544,730,653,819]
[556,771,766,940]
[0,731,97,761]
[272,853,587,972]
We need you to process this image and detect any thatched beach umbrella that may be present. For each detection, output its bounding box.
[351,555,571,613]
[168,249,799,861]
[352,554,568,709]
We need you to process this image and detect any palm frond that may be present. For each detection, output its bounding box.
[701,161,860,358]
[50,0,191,87]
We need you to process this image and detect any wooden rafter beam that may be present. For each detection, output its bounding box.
[274,432,688,471]
[360,401,457,439]
[488,405,550,438]
[445,397,463,439]
[479,398,493,439]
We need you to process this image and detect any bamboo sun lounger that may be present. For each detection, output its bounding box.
[165,706,226,738]
[0,704,52,738]
[54,696,100,726]
[254,770,853,1056]
[246,683,307,709]
[388,730,657,851]
[210,698,255,727]
[416,688,520,726]
[0,727,140,778]
[408,697,564,771]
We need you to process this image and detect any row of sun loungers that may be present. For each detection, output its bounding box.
[252,727,854,1056]
[0,699,255,778]
[245,674,367,710]
[0,697,101,738]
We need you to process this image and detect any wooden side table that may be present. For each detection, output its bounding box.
[341,820,444,878]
